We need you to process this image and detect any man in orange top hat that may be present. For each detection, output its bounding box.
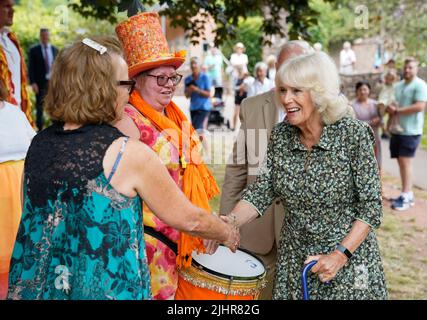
[0,0,33,126]
[115,12,220,300]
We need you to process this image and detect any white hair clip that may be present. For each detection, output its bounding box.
[82,38,107,55]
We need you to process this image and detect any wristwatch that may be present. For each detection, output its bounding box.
[336,244,353,259]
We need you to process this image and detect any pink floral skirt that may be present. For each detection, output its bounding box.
[144,233,178,300]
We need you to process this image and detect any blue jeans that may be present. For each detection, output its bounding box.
[190,110,210,130]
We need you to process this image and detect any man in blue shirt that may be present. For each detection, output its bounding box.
[386,57,427,211]
[185,57,212,161]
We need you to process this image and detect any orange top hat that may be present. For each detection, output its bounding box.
[115,12,186,78]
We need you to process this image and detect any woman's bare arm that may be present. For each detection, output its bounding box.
[106,139,239,250]
[227,200,260,228]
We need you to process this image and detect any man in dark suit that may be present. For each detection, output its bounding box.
[28,28,57,131]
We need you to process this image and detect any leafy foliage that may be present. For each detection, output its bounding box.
[12,0,119,59]
[219,17,263,74]
[357,0,427,63]
[306,0,355,51]
[307,0,427,63]
[68,0,325,45]
[12,0,119,125]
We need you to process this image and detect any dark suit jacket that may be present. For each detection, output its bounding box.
[28,43,58,88]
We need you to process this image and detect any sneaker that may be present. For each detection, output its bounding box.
[391,196,414,211]
[388,195,400,202]
[389,194,415,204]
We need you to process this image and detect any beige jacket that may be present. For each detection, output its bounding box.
[220,90,285,256]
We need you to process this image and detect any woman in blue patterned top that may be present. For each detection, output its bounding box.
[216,52,388,299]
[7,37,239,300]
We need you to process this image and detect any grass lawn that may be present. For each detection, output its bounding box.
[378,175,427,299]
[208,133,427,300]
[378,208,427,299]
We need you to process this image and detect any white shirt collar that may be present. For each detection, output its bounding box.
[0,27,10,41]
[0,27,10,34]
[40,42,51,49]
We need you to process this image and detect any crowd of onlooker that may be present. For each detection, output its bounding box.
[0,0,426,300]
[195,41,426,214]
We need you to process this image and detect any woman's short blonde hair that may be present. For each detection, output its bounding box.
[275,52,354,125]
[45,36,124,124]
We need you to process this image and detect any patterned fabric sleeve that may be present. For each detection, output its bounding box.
[241,126,278,216]
[350,122,383,229]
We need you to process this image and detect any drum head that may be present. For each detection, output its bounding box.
[192,245,265,279]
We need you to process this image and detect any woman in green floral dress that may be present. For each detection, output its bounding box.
[221,52,388,299]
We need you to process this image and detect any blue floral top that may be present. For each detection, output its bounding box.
[7,123,151,300]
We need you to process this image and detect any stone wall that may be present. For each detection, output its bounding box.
[340,72,383,102]
[340,68,427,102]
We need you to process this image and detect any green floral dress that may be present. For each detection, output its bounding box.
[242,117,388,300]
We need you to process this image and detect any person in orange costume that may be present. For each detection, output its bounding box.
[0,0,34,127]
[115,12,221,300]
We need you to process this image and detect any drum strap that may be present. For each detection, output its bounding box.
[144,226,178,255]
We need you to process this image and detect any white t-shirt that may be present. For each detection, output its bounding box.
[339,49,356,74]
[0,28,22,107]
[267,68,276,82]
[230,53,248,77]
[246,77,274,97]
[0,101,36,162]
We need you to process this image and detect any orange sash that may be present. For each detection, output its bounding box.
[129,91,219,268]
[0,31,34,127]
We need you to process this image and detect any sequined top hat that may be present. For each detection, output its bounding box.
[115,12,186,78]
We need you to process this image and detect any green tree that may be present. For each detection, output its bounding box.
[68,0,325,45]
[306,0,427,64]
[220,16,263,74]
[12,0,122,127]
[357,0,427,64]
[12,0,119,56]
[307,0,355,51]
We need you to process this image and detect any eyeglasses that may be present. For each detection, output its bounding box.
[145,74,183,86]
[117,80,136,93]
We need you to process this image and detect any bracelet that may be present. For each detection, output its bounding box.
[228,213,238,228]
[336,244,353,260]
